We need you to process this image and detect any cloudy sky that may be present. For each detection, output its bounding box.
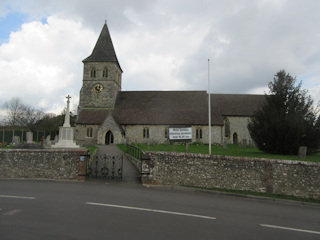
[0,0,319,117]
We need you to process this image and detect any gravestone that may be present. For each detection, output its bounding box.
[46,135,51,147]
[298,146,307,159]
[243,139,247,147]
[13,136,20,145]
[223,142,227,150]
[26,132,33,144]
[14,131,42,149]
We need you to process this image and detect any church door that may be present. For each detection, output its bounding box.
[105,131,114,145]
[233,133,238,144]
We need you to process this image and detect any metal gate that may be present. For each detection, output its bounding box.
[89,154,123,180]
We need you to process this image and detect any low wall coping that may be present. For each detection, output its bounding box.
[0,148,89,153]
[146,151,320,166]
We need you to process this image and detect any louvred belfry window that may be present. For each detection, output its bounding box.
[103,68,108,78]
[91,68,96,78]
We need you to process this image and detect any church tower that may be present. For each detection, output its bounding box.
[78,22,122,112]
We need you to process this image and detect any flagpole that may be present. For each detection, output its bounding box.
[208,59,212,155]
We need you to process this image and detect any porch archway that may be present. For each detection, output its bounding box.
[105,131,114,145]
[233,132,238,144]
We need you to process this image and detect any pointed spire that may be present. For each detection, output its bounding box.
[83,23,122,70]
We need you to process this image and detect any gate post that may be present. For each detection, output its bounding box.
[141,153,154,185]
[78,154,89,181]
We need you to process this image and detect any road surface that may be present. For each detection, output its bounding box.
[1,180,319,240]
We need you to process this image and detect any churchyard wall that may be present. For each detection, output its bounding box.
[0,149,89,180]
[142,152,320,199]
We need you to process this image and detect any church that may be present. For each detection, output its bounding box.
[75,23,265,146]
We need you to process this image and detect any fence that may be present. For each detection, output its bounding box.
[0,130,58,143]
[126,144,145,160]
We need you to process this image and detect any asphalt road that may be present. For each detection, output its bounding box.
[1,179,319,240]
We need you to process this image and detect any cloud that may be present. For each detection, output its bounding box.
[0,16,96,113]
[0,0,319,115]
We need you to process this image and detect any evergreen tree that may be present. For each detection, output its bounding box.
[248,70,320,155]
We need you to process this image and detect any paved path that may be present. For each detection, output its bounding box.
[96,145,140,184]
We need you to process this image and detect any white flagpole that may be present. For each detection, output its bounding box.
[208,59,212,155]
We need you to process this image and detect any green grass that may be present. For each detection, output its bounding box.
[83,146,98,155]
[118,143,320,163]
[184,185,320,204]
[0,145,13,149]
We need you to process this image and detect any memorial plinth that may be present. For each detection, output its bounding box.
[52,95,79,149]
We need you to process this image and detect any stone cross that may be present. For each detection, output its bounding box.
[63,95,71,128]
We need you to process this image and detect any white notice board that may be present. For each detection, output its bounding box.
[169,127,192,140]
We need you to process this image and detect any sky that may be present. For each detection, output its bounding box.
[0,0,319,118]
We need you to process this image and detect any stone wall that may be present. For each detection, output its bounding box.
[228,116,251,144]
[98,114,124,144]
[75,125,100,146]
[142,152,320,199]
[0,149,89,180]
[123,125,223,145]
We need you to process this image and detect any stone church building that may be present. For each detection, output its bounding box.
[75,23,265,146]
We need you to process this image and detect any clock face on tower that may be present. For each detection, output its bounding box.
[93,83,103,93]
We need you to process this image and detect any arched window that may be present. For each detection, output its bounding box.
[164,127,169,139]
[90,68,96,78]
[102,68,108,78]
[143,127,149,138]
[224,119,230,138]
[196,127,202,139]
[86,127,93,137]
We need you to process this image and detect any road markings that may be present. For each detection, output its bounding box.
[3,209,22,216]
[260,224,320,235]
[0,194,35,200]
[86,202,216,220]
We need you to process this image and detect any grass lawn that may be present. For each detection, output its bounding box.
[83,146,98,155]
[118,143,320,163]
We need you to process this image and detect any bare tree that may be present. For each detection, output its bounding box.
[2,97,25,127]
[20,105,45,131]
[2,97,44,130]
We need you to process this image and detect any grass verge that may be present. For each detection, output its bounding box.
[183,185,320,204]
[118,143,320,162]
[83,146,98,155]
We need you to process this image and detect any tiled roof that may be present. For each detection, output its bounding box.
[76,91,265,126]
[76,109,111,124]
[112,91,221,125]
[211,94,265,116]
[82,23,122,71]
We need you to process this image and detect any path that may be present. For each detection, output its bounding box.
[96,145,140,184]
